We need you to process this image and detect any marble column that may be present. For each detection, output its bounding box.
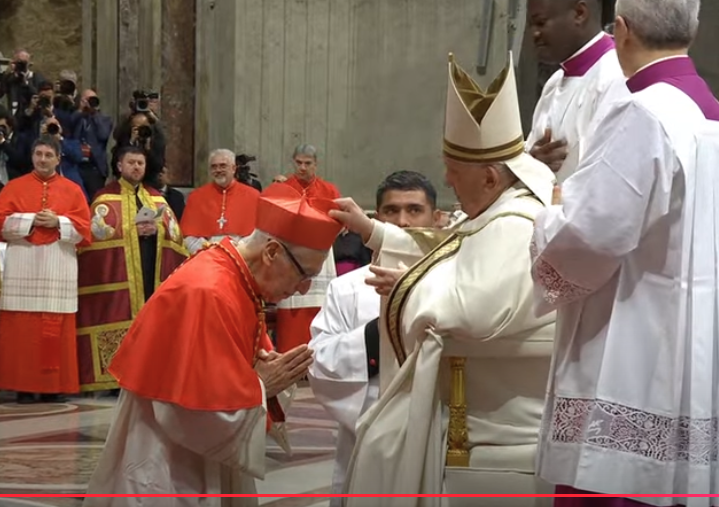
[162,0,196,186]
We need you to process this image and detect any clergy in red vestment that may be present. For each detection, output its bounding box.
[83,183,343,502]
[76,146,187,392]
[275,143,341,353]
[180,148,260,254]
[0,136,91,404]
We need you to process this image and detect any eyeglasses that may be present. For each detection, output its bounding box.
[278,241,310,280]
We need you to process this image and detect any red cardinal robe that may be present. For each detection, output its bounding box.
[180,180,260,242]
[0,172,91,394]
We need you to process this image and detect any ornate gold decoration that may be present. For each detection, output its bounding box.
[404,228,453,254]
[446,357,470,467]
[96,328,128,374]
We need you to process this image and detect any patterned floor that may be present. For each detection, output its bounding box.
[0,387,336,507]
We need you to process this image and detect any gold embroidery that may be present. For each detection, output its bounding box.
[96,328,128,374]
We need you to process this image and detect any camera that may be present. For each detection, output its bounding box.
[57,79,76,97]
[14,60,28,74]
[88,96,100,109]
[46,123,60,136]
[0,124,8,139]
[132,90,157,113]
[37,95,52,109]
[137,125,153,141]
[235,153,262,192]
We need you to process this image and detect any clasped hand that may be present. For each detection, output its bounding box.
[365,263,408,297]
[529,128,568,173]
[136,220,158,237]
[254,344,314,398]
[34,209,59,229]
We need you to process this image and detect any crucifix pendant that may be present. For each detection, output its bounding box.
[218,215,227,230]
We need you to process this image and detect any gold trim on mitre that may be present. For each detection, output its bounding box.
[443,52,525,163]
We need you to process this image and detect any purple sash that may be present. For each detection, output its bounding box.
[627,57,719,121]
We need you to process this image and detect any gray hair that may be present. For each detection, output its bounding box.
[244,229,326,258]
[292,144,318,160]
[616,0,700,49]
[209,148,235,165]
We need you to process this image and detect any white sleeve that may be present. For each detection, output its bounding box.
[58,216,85,245]
[2,212,35,241]
[531,98,677,310]
[308,279,373,433]
[152,386,268,479]
[367,220,425,268]
[184,236,207,254]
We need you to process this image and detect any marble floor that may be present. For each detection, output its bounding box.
[0,387,336,507]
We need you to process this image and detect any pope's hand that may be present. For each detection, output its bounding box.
[529,128,568,173]
[330,197,374,243]
[255,344,313,398]
[366,263,408,297]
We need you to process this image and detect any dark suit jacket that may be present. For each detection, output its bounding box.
[162,186,186,221]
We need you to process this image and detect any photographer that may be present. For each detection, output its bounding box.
[70,89,113,198]
[14,80,55,137]
[0,50,46,114]
[53,70,80,134]
[235,153,262,191]
[0,106,28,183]
[111,111,165,187]
[40,116,88,200]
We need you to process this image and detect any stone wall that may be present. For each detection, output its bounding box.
[0,0,82,84]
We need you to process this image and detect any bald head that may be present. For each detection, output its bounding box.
[528,0,606,64]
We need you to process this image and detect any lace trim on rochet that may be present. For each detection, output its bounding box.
[550,397,719,464]
[530,237,593,305]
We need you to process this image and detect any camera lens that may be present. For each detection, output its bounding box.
[137,125,152,139]
[0,125,8,137]
[136,99,149,112]
[88,96,100,108]
[46,123,60,136]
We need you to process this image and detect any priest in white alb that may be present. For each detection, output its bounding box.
[531,0,719,505]
[308,170,442,505]
[330,52,558,506]
[526,0,624,180]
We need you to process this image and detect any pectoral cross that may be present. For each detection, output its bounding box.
[217,215,227,230]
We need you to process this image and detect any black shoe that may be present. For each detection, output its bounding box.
[16,392,36,404]
[39,393,68,403]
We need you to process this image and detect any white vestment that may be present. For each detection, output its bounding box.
[308,265,380,506]
[531,76,719,504]
[84,389,268,507]
[1,214,83,313]
[526,32,625,182]
[343,187,556,507]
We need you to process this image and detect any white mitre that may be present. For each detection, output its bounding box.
[443,52,556,206]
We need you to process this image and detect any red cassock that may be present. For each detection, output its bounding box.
[0,172,91,394]
[275,176,341,353]
[180,180,260,239]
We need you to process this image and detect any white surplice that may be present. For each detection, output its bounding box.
[84,389,268,507]
[278,248,337,310]
[185,234,245,255]
[1,214,84,313]
[531,78,719,503]
[308,265,380,506]
[526,32,625,182]
[343,187,556,507]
